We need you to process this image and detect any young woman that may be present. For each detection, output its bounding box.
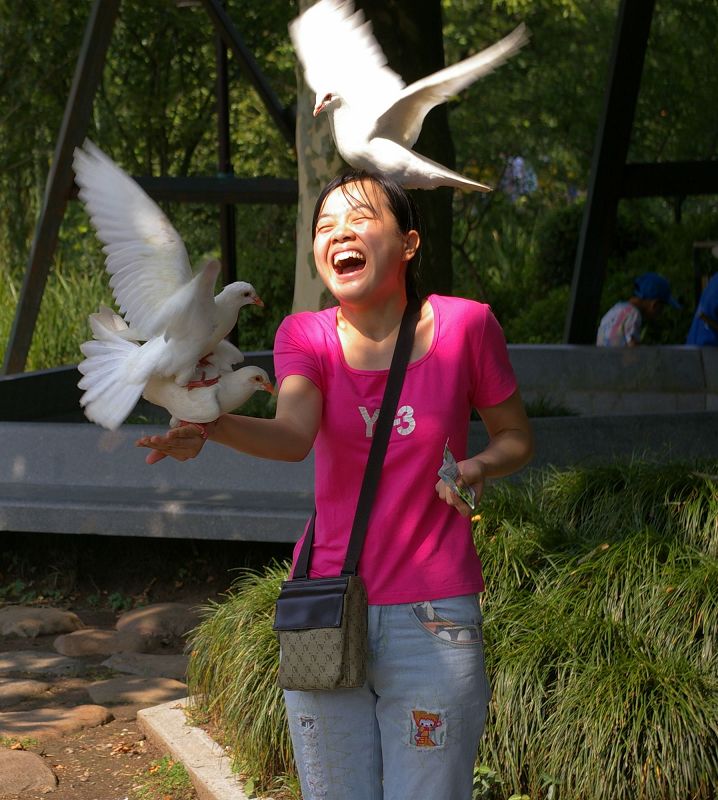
[137,170,533,800]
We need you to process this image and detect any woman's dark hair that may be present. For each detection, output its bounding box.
[311,169,423,299]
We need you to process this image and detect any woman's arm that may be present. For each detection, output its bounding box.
[136,374,322,465]
[435,389,534,517]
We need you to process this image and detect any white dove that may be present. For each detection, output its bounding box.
[72,139,263,423]
[290,0,528,191]
[78,307,273,431]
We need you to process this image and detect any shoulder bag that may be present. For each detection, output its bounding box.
[273,296,421,691]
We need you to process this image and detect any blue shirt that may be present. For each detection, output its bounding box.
[686,274,718,346]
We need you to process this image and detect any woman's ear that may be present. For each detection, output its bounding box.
[402,230,420,261]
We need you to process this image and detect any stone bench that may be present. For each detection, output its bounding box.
[510,344,718,415]
[2,345,717,423]
[1,346,716,543]
[0,421,314,542]
[1,409,716,542]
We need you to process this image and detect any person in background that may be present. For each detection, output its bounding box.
[686,273,718,346]
[596,271,681,347]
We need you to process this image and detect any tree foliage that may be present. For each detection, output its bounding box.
[442,0,718,340]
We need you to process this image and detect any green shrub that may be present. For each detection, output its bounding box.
[532,202,584,290]
[501,285,569,343]
[475,462,718,799]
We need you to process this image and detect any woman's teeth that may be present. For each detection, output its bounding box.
[333,251,365,273]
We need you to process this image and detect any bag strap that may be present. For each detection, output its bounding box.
[293,295,422,580]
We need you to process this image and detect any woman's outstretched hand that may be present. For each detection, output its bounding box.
[136,422,213,464]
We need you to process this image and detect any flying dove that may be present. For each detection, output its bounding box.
[72,140,263,425]
[78,307,273,431]
[290,0,528,191]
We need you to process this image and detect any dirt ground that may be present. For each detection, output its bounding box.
[0,531,293,800]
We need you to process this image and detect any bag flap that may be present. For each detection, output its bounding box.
[273,577,348,631]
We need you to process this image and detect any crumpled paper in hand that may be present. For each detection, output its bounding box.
[437,441,476,510]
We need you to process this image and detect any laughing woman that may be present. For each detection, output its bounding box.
[137,169,533,800]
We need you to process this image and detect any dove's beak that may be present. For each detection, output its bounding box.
[253,296,264,307]
[313,103,325,118]
[262,381,275,395]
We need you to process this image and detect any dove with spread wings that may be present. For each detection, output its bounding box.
[79,307,273,434]
[73,140,263,430]
[290,0,528,191]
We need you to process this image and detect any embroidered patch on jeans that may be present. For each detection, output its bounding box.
[412,601,480,643]
[409,709,446,748]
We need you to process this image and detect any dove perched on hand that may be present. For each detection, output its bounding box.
[290,0,528,191]
[78,308,273,431]
[72,140,263,426]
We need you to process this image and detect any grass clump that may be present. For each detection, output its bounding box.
[0,264,112,371]
[188,461,718,799]
[187,564,292,792]
[0,736,40,749]
[131,755,194,800]
[475,461,718,800]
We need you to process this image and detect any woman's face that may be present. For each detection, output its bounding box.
[312,180,418,307]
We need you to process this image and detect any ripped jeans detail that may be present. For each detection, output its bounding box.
[296,714,328,800]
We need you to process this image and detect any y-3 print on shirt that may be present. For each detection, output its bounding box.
[358,404,416,437]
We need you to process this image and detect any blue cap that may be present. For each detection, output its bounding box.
[633,272,681,308]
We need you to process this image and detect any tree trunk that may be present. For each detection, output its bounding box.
[292,0,454,311]
[292,0,345,312]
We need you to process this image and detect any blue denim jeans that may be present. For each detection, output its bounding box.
[284,594,490,800]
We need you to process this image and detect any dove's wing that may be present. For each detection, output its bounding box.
[73,139,194,340]
[372,23,529,148]
[290,0,404,119]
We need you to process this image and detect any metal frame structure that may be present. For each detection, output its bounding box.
[2,0,297,375]
[564,0,718,343]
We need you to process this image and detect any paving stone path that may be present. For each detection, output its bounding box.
[0,602,199,796]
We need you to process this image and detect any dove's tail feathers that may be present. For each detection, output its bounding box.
[81,381,144,431]
[78,312,145,430]
[399,151,493,192]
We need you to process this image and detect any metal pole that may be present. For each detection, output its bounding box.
[3,0,120,374]
[215,10,238,345]
[201,0,295,146]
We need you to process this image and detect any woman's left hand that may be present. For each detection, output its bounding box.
[435,457,486,518]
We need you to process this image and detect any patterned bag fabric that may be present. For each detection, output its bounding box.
[274,575,368,691]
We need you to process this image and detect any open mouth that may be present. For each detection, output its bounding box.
[332,250,366,275]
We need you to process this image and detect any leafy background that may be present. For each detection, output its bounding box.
[1,0,717,368]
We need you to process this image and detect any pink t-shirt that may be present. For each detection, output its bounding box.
[273,294,517,605]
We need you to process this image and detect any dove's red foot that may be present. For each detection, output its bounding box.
[184,372,220,390]
[197,354,213,367]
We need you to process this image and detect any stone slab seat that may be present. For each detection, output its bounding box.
[509,343,718,414]
[0,421,314,542]
[1,343,717,544]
